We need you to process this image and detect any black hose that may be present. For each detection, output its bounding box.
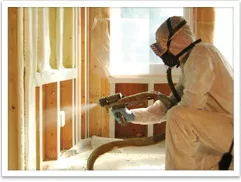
[218,139,234,170]
[167,67,181,102]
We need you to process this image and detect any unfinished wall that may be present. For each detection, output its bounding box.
[39,8,78,161]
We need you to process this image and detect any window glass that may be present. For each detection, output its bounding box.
[110,8,183,76]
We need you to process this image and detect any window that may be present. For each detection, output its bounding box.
[110,8,184,76]
[213,7,233,68]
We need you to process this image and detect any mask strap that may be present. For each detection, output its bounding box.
[176,39,202,58]
[167,18,187,48]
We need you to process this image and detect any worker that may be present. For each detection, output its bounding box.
[111,16,234,170]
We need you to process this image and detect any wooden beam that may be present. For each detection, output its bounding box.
[35,87,40,169]
[75,8,81,143]
[17,7,25,170]
[100,77,110,137]
[8,7,19,170]
[42,85,47,161]
[81,7,86,139]
[60,80,73,150]
[43,82,60,160]
[88,8,110,137]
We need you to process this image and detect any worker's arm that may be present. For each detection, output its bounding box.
[112,75,185,125]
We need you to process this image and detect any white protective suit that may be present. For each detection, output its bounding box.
[130,16,234,170]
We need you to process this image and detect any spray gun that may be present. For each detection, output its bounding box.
[98,91,173,126]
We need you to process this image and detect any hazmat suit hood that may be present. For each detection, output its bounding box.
[151,16,197,66]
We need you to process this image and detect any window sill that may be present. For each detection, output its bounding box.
[109,63,181,84]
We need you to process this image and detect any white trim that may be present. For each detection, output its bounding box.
[109,74,179,84]
[109,83,116,138]
[147,83,154,137]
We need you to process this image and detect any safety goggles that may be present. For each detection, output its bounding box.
[150,41,167,58]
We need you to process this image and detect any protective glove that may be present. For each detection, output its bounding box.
[111,107,135,125]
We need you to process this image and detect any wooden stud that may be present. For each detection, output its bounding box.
[57,81,61,159]
[88,8,110,137]
[100,78,110,137]
[72,7,76,146]
[8,7,19,170]
[81,7,86,139]
[42,85,47,161]
[43,82,59,160]
[60,80,73,150]
[85,8,90,138]
[35,87,42,170]
[75,8,81,143]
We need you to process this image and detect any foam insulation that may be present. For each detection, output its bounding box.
[17,8,25,170]
[23,7,37,170]
[89,8,111,78]
[36,8,74,72]
[42,136,166,170]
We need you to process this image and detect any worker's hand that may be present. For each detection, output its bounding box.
[111,107,135,125]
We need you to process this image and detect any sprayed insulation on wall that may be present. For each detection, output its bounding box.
[12,7,80,170]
